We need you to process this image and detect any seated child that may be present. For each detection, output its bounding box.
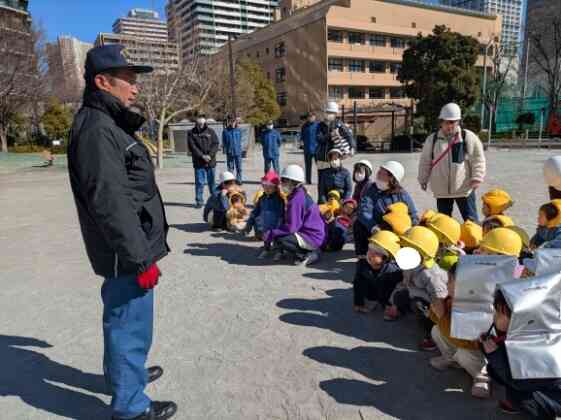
[419,209,437,227]
[482,215,514,235]
[460,220,483,254]
[381,202,412,236]
[425,213,466,270]
[430,263,490,399]
[265,165,326,266]
[353,231,402,313]
[481,290,561,419]
[244,170,285,256]
[203,171,241,230]
[482,189,513,219]
[323,198,358,252]
[319,190,342,223]
[530,200,561,249]
[385,226,448,352]
[226,192,250,232]
[478,227,524,277]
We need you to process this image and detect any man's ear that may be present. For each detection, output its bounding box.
[94,73,112,92]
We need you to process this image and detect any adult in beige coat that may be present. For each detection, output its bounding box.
[418,103,486,222]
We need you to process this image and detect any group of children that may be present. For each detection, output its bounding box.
[201,156,561,419]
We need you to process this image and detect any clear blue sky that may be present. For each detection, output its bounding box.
[29,0,167,43]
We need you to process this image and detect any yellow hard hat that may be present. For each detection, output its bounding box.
[369,230,401,259]
[482,189,513,215]
[507,226,530,248]
[546,200,561,228]
[479,227,522,257]
[327,190,341,201]
[460,221,483,250]
[485,214,514,228]
[400,226,440,266]
[426,213,461,246]
[386,202,409,214]
[420,209,437,225]
[383,211,412,236]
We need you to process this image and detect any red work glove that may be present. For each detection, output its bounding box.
[137,263,161,289]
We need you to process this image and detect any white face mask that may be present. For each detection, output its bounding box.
[330,159,341,168]
[267,125,273,130]
[281,183,294,195]
[354,171,366,182]
[375,179,389,191]
[196,118,206,126]
[326,114,336,122]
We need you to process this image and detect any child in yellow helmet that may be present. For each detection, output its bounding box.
[530,200,561,250]
[425,212,466,271]
[460,220,483,254]
[482,214,514,236]
[381,202,412,236]
[481,189,513,218]
[353,231,402,313]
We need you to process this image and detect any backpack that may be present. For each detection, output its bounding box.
[430,129,468,163]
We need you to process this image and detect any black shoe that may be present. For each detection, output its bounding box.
[195,203,203,209]
[147,366,164,384]
[113,401,178,420]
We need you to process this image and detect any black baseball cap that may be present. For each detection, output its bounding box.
[84,44,153,82]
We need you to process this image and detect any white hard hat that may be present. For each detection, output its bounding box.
[325,101,339,114]
[281,164,305,184]
[380,160,405,183]
[220,171,236,183]
[439,103,462,121]
[355,159,373,174]
[544,156,561,190]
[327,148,342,157]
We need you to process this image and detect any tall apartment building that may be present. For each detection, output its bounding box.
[0,0,33,77]
[113,8,169,42]
[222,0,500,133]
[440,0,524,56]
[166,0,279,64]
[96,9,179,72]
[46,36,93,103]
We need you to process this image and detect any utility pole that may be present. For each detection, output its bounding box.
[228,33,237,118]
[522,34,531,100]
[480,41,493,128]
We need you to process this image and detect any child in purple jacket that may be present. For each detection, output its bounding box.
[264,165,326,266]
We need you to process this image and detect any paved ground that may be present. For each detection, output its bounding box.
[0,147,554,420]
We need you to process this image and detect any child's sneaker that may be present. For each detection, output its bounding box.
[429,356,460,371]
[257,248,271,259]
[273,250,284,262]
[383,305,400,321]
[471,376,491,399]
[499,399,520,414]
[419,338,437,352]
[303,250,321,266]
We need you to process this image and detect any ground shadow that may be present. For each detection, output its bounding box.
[277,288,419,349]
[170,222,209,233]
[302,250,356,283]
[304,345,506,420]
[0,335,108,419]
[184,242,266,266]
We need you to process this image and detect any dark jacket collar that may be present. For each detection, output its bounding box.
[192,124,208,134]
[82,89,145,135]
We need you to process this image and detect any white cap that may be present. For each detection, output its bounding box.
[355,159,373,174]
[439,103,462,121]
[325,101,339,114]
[380,160,405,183]
[544,156,561,190]
[281,164,305,184]
[328,148,343,157]
[395,247,422,270]
[220,171,236,183]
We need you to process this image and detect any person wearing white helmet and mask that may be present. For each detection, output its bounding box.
[418,102,486,222]
[203,171,242,230]
[315,101,356,196]
[263,165,326,266]
[354,160,419,259]
[544,156,561,199]
[352,159,373,203]
[187,115,219,208]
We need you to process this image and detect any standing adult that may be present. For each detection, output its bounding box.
[67,45,177,420]
[261,120,282,174]
[418,103,486,222]
[316,101,355,196]
[544,156,561,199]
[300,112,319,185]
[222,115,243,184]
[188,115,219,209]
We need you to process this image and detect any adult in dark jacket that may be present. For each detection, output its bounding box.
[67,45,177,420]
[318,149,352,204]
[188,116,219,208]
[222,116,243,184]
[300,112,319,184]
[354,161,419,258]
[261,120,282,174]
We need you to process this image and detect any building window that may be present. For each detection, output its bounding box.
[276,66,286,82]
[349,59,365,72]
[266,47,270,55]
[348,87,365,99]
[369,61,386,73]
[370,34,386,47]
[328,29,343,43]
[411,22,416,28]
[390,37,405,48]
[348,32,365,45]
[389,62,401,74]
[369,87,385,99]
[390,87,404,98]
[274,42,285,57]
[371,17,376,23]
[328,57,344,72]
[267,72,271,80]
[277,92,287,106]
[256,51,260,58]
[328,86,343,99]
